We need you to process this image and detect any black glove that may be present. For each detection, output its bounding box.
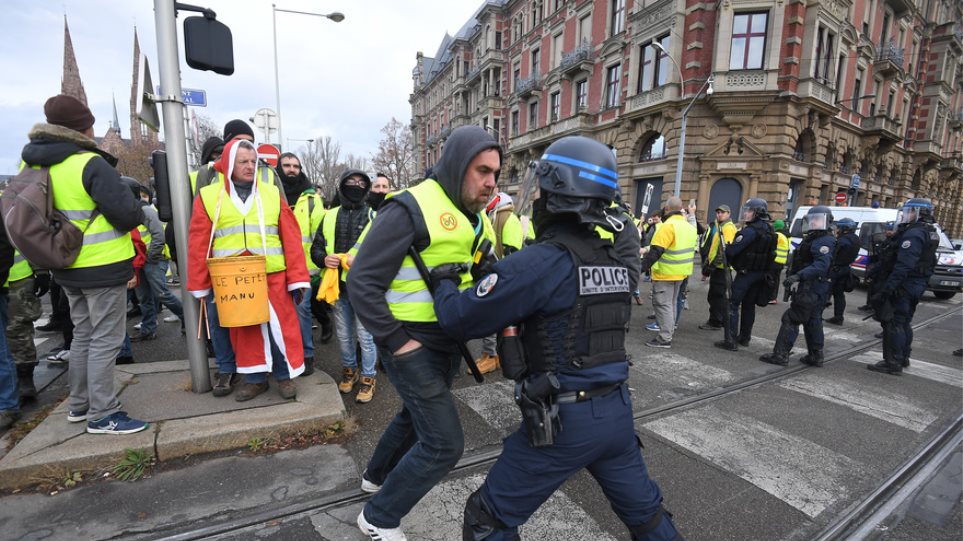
[783,274,800,288]
[430,263,467,291]
[33,272,51,298]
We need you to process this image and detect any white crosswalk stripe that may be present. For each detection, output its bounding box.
[850,352,963,387]
[453,380,520,435]
[779,373,939,432]
[630,352,734,390]
[748,336,805,355]
[643,406,869,518]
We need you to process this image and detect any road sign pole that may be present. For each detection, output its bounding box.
[154,0,211,393]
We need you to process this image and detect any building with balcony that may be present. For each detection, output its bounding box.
[410,0,963,236]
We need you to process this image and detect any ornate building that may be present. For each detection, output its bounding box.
[410,0,963,236]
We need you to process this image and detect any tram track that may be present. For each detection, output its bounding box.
[151,307,961,541]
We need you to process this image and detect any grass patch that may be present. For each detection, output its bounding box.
[111,448,154,481]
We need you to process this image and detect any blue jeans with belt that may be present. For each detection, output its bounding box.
[362,345,463,528]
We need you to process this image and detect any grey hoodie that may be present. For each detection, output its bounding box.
[347,126,500,353]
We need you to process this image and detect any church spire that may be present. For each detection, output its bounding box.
[111,94,121,137]
[61,15,88,105]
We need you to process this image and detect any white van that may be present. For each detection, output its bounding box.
[787,206,962,299]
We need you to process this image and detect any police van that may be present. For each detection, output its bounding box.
[788,206,962,299]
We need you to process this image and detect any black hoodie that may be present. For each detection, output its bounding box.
[20,123,144,288]
[309,169,371,289]
[346,126,500,353]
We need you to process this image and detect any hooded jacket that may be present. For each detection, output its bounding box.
[309,169,370,283]
[20,123,144,288]
[346,126,501,353]
[275,154,313,207]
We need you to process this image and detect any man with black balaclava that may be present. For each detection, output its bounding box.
[277,152,328,374]
[310,170,378,404]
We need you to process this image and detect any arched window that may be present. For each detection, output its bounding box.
[639,133,666,161]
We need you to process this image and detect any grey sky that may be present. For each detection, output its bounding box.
[1,0,482,174]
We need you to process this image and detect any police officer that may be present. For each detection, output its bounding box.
[714,198,775,351]
[867,199,939,375]
[760,206,836,366]
[824,218,859,325]
[432,136,683,541]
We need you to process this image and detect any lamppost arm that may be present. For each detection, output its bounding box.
[651,41,684,96]
[673,76,714,197]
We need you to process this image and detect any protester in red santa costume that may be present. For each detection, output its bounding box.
[187,138,310,401]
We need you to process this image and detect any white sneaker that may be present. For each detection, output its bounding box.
[163,315,180,323]
[133,322,142,331]
[357,510,407,540]
[360,469,381,493]
[48,350,70,365]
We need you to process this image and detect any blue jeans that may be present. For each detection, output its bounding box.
[333,297,377,377]
[205,294,236,374]
[296,289,314,361]
[134,280,160,334]
[363,345,463,528]
[244,333,291,383]
[120,333,132,358]
[0,295,19,412]
[144,260,184,324]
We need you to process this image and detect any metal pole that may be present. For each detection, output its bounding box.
[272,4,283,147]
[673,113,687,198]
[153,0,211,392]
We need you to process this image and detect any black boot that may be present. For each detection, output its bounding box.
[800,349,824,367]
[16,364,37,401]
[714,340,738,351]
[868,359,902,375]
[824,316,843,325]
[759,351,789,366]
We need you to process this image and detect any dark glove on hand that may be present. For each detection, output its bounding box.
[783,274,800,288]
[33,272,51,298]
[430,263,467,291]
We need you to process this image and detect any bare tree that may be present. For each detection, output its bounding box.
[371,117,415,189]
[341,152,370,172]
[115,140,162,184]
[298,136,343,202]
[187,114,221,166]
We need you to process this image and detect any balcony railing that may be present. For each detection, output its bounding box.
[514,74,542,97]
[874,41,904,76]
[950,110,963,130]
[466,65,482,84]
[559,42,593,79]
[861,114,901,142]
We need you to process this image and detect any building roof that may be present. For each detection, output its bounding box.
[420,0,507,86]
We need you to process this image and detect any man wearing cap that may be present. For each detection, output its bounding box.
[698,204,737,330]
[19,95,147,434]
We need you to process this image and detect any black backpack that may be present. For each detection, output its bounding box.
[1,163,96,270]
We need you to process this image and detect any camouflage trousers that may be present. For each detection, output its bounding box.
[6,277,41,368]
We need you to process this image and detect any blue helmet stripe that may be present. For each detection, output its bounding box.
[578,170,618,188]
[542,153,617,180]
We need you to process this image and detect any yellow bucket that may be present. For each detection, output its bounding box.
[207,256,270,327]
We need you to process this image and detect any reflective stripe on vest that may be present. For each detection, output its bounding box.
[199,181,286,272]
[775,232,789,265]
[386,179,476,322]
[5,251,32,285]
[46,153,134,269]
[294,192,324,275]
[652,214,697,277]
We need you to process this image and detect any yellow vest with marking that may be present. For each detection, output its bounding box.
[293,191,325,275]
[44,153,134,269]
[199,181,286,273]
[651,214,697,280]
[700,220,737,269]
[5,251,33,286]
[774,231,789,265]
[386,179,477,323]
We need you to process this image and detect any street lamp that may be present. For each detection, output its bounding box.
[651,41,684,95]
[272,5,344,148]
[671,76,714,198]
[287,137,315,149]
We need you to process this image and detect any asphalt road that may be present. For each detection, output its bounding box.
[3,277,961,541]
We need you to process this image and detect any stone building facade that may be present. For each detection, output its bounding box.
[410,0,963,236]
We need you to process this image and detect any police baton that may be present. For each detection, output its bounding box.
[407,246,485,383]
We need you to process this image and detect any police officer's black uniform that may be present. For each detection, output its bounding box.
[432,137,683,541]
[824,219,860,325]
[760,206,836,366]
[714,199,775,351]
[867,199,939,375]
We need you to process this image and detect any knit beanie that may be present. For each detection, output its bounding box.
[44,94,95,132]
[223,119,254,142]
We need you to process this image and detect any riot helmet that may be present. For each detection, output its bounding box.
[518,136,618,229]
[897,198,934,224]
[835,217,857,233]
[739,198,768,223]
[801,205,834,233]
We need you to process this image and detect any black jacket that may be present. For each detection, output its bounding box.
[20,123,144,288]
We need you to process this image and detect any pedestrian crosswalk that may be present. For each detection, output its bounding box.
[849,352,963,387]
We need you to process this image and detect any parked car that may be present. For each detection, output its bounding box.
[788,206,962,300]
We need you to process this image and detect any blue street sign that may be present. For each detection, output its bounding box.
[181,88,207,107]
[851,174,860,188]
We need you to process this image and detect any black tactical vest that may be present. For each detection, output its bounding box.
[914,222,939,277]
[520,230,630,374]
[790,230,831,274]
[731,220,775,272]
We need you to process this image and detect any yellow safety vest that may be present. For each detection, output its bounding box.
[700,220,737,269]
[651,214,697,280]
[385,179,478,322]
[137,206,172,260]
[774,231,789,265]
[4,251,32,286]
[293,191,325,275]
[44,153,134,269]
[500,212,524,253]
[199,180,286,273]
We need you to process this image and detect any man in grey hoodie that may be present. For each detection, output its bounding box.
[349,126,500,540]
